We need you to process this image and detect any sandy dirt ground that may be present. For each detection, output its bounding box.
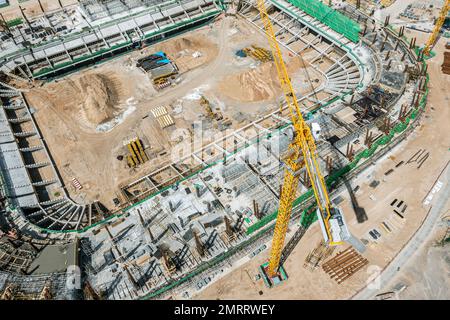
[379,218,450,300]
[217,57,310,103]
[194,31,450,300]
[364,29,450,300]
[149,36,219,74]
[0,0,78,20]
[23,15,321,209]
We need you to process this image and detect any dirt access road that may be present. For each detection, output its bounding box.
[353,166,449,299]
[353,29,450,300]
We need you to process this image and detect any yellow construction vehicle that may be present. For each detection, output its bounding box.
[200,96,223,120]
[200,96,215,120]
[242,45,273,62]
[255,0,351,278]
[423,0,449,56]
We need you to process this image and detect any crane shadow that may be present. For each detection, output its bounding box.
[341,176,368,223]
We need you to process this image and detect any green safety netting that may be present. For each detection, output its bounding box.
[287,0,361,43]
[6,18,22,27]
[414,47,437,60]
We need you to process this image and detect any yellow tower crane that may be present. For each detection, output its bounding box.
[255,0,351,277]
[423,0,449,56]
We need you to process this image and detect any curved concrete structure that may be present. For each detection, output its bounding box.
[0,0,430,300]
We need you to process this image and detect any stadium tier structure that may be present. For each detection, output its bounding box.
[0,0,430,300]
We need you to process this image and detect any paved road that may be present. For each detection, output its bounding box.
[352,164,450,300]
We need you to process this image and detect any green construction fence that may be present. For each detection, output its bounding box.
[287,0,361,43]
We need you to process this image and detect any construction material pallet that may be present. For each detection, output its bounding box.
[126,137,149,168]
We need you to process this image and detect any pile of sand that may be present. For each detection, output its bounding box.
[151,35,219,72]
[25,72,124,130]
[217,56,307,102]
[77,74,121,126]
[218,62,281,102]
[155,37,197,54]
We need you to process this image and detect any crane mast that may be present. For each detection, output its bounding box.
[256,0,350,277]
[423,0,449,56]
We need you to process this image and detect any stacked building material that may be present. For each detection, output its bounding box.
[150,106,175,129]
[242,45,273,62]
[442,51,450,75]
[303,240,335,271]
[322,247,368,284]
[138,52,170,71]
[137,52,167,67]
[126,137,149,168]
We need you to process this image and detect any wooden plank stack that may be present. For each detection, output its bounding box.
[322,247,369,284]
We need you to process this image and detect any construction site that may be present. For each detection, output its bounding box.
[0,0,448,301]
